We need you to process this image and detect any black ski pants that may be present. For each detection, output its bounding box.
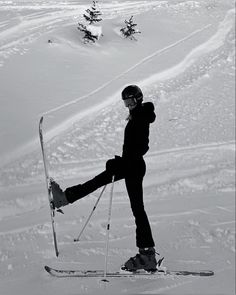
[65,156,155,249]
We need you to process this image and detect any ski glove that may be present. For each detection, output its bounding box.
[106,155,123,175]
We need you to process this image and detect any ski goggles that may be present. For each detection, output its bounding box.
[123,97,137,107]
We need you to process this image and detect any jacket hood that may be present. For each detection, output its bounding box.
[129,102,156,123]
[139,102,156,123]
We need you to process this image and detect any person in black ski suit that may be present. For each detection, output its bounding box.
[51,85,158,271]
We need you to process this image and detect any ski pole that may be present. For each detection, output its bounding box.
[74,185,107,242]
[102,175,115,282]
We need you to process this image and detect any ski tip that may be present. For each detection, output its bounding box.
[157,257,165,267]
[39,116,44,124]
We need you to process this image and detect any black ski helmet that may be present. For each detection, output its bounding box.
[121,85,143,102]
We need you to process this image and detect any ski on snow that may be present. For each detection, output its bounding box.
[44,265,214,278]
[39,116,62,257]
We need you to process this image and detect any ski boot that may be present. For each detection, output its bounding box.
[50,180,69,209]
[121,247,162,273]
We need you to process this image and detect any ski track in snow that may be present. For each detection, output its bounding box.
[0,3,234,187]
[0,1,234,167]
[42,24,213,116]
[0,0,232,67]
[141,8,235,85]
[0,140,234,230]
[0,3,231,169]
[0,0,174,66]
[38,7,235,140]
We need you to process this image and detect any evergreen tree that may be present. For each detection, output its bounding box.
[77,23,99,43]
[83,0,102,25]
[120,16,141,40]
[77,1,102,44]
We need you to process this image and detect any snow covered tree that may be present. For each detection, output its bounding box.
[77,1,103,44]
[77,23,100,43]
[120,16,141,40]
[83,1,102,25]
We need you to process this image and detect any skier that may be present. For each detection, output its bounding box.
[51,85,158,272]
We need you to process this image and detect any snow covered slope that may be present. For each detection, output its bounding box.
[0,0,235,294]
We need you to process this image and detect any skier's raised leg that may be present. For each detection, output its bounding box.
[51,156,124,208]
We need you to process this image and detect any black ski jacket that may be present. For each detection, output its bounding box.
[122,102,156,159]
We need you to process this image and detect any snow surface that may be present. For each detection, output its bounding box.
[0,0,235,294]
